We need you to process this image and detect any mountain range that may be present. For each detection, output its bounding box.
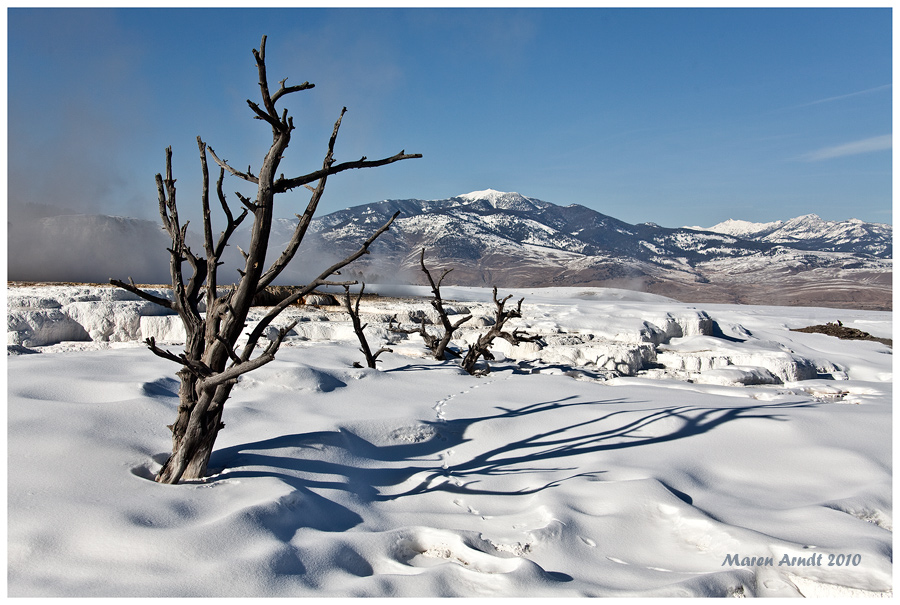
[8,190,892,310]
[302,189,891,310]
[694,214,891,256]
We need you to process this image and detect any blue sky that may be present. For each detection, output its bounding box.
[7,7,892,227]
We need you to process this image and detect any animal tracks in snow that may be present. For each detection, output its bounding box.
[432,381,487,421]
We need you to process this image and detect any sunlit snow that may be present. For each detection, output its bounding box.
[7,284,892,597]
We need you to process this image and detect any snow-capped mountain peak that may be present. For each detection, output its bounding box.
[455,189,546,212]
[698,218,785,239]
[696,213,891,255]
[458,188,517,203]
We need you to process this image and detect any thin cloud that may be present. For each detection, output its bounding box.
[793,84,892,110]
[800,134,892,162]
[769,84,892,116]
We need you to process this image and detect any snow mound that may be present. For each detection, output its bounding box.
[63,300,171,342]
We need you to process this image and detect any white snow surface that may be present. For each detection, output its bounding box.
[455,189,545,211]
[691,214,891,252]
[693,218,787,239]
[7,285,893,597]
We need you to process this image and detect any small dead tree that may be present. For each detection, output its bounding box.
[112,36,420,484]
[391,249,472,360]
[342,283,392,368]
[461,287,540,375]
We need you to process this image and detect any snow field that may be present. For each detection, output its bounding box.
[7,285,893,596]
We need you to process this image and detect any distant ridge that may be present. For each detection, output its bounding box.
[304,190,891,310]
[690,214,891,257]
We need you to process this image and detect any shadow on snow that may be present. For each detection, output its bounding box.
[206,394,823,535]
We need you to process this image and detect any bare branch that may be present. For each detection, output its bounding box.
[274,150,422,193]
[213,190,249,262]
[252,35,278,121]
[155,147,180,239]
[144,337,213,377]
[257,108,346,291]
[461,287,538,375]
[497,328,542,347]
[451,314,474,330]
[215,335,242,365]
[197,137,215,263]
[198,352,273,391]
[271,77,314,105]
[241,211,399,358]
[160,148,180,238]
[200,320,298,391]
[207,144,260,184]
[390,316,429,336]
[155,173,172,235]
[182,255,207,308]
[215,167,234,223]
[343,283,391,368]
[235,191,259,211]
[108,279,173,309]
[210,167,249,265]
[247,99,282,130]
[411,249,472,359]
[317,279,360,288]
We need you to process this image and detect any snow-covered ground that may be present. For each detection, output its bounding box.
[7,284,893,597]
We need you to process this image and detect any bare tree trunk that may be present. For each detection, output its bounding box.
[111,35,420,483]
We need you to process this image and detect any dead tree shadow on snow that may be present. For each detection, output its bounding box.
[206,397,824,528]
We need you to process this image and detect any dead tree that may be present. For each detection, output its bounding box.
[391,249,472,360]
[461,287,540,375]
[342,283,392,368]
[111,36,420,484]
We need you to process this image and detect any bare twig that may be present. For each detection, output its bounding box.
[109,278,173,309]
[206,144,260,185]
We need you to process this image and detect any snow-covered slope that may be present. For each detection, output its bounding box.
[7,285,893,597]
[456,188,550,212]
[697,214,892,257]
[306,191,891,310]
[695,218,785,239]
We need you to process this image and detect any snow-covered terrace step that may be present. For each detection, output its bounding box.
[8,308,91,347]
[656,335,818,383]
[3,285,834,386]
